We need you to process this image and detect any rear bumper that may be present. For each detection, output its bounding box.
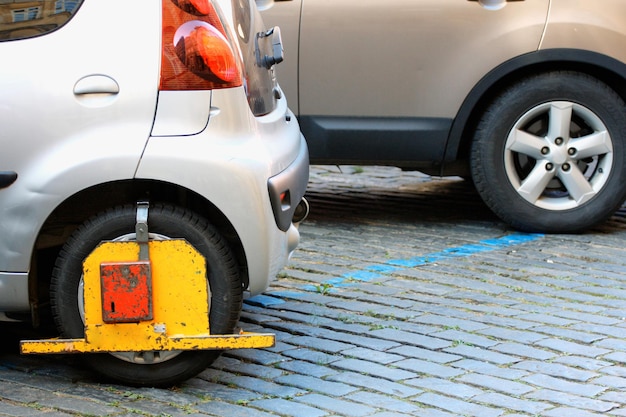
[268,135,309,232]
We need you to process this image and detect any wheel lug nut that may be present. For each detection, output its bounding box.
[546,163,554,171]
[555,137,564,145]
[541,147,550,155]
[562,163,570,171]
[568,148,576,155]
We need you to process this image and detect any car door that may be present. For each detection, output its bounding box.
[0,0,160,274]
[0,0,160,193]
[260,0,549,118]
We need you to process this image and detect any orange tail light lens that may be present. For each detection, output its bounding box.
[161,0,243,90]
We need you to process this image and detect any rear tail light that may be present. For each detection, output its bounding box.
[161,0,243,90]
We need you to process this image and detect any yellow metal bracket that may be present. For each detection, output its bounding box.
[21,239,274,354]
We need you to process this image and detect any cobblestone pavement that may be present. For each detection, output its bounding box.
[1,165,626,417]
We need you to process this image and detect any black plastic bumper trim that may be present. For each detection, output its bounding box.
[0,171,17,189]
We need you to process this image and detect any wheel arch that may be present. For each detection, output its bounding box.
[31,179,248,316]
[445,48,626,172]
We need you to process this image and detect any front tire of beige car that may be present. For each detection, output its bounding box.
[470,71,626,233]
[50,203,243,387]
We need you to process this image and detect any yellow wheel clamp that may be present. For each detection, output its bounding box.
[21,202,274,354]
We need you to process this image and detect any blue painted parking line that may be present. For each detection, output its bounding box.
[245,232,544,307]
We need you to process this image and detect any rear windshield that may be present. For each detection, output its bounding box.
[232,0,278,116]
[0,0,82,41]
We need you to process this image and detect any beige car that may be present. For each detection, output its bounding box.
[260,0,626,233]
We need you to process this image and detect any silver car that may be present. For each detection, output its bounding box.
[0,0,308,386]
[260,0,626,233]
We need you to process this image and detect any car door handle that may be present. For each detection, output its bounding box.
[468,0,524,10]
[73,74,120,96]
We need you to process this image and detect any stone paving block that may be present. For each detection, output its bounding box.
[471,392,553,415]
[344,390,423,415]
[550,310,624,326]
[529,325,607,344]
[443,344,520,365]
[330,358,415,381]
[534,338,611,358]
[451,359,530,380]
[326,371,421,398]
[367,327,451,350]
[282,335,356,353]
[553,355,612,371]
[573,323,626,339]
[456,373,534,396]
[0,370,77,393]
[413,392,504,417]
[281,347,342,366]
[294,393,377,417]
[212,356,285,380]
[340,347,404,365]
[0,382,58,404]
[224,347,289,366]
[276,359,339,378]
[431,329,500,348]
[387,345,462,364]
[515,312,578,326]
[599,390,626,404]
[475,326,548,344]
[603,366,626,378]
[182,377,266,404]
[281,324,401,351]
[325,300,415,320]
[275,374,358,396]
[404,376,484,399]
[527,389,621,413]
[592,375,626,389]
[610,407,626,416]
[113,398,188,417]
[465,314,538,330]
[595,337,626,351]
[393,358,465,378]
[409,313,490,332]
[50,395,125,416]
[194,400,278,417]
[522,373,607,397]
[206,370,304,398]
[603,351,626,364]
[490,342,557,360]
[0,401,55,417]
[512,360,598,382]
[250,398,327,417]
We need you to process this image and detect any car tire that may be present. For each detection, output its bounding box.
[470,71,626,233]
[50,203,243,387]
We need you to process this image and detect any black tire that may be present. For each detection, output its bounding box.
[470,71,626,233]
[50,203,242,387]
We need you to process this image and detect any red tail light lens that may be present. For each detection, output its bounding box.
[171,0,212,15]
[161,0,243,90]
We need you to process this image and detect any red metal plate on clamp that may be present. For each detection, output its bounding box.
[100,260,153,323]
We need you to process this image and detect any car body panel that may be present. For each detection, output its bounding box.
[541,1,626,63]
[137,87,308,295]
[262,0,549,118]
[260,0,550,169]
[0,0,160,274]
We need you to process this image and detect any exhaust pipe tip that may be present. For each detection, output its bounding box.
[292,197,309,225]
